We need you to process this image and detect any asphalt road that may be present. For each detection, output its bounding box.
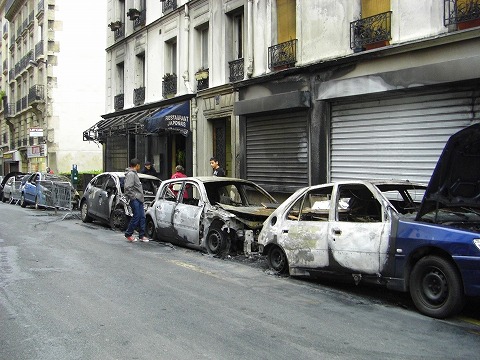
[1,203,480,360]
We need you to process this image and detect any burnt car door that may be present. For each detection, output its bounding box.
[329,183,390,274]
[281,185,334,269]
[85,174,108,217]
[171,181,204,245]
[154,182,179,241]
[97,175,117,221]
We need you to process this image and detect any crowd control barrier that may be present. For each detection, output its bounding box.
[35,180,74,211]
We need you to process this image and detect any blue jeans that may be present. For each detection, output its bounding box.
[125,199,145,238]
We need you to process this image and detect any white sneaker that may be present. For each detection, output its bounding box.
[139,236,149,242]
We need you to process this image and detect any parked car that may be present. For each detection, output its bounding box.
[0,171,25,200]
[258,123,480,319]
[145,177,278,255]
[20,172,79,209]
[80,172,161,230]
[1,173,29,203]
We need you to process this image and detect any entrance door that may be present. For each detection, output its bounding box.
[212,118,230,176]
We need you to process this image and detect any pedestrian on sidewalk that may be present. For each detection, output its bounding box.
[124,158,149,242]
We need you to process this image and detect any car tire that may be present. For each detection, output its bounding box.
[206,226,230,256]
[1,194,6,203]
[145,216,157,240]
[267,245,289,274]
[20,194,27,208]
[409,255,465,318]
[81,201,93,223]
[109,208,128,231]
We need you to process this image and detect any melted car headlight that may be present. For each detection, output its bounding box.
[474,239,480,251]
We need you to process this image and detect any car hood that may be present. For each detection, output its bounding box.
[216,204,277,229]
[416,123,480,220]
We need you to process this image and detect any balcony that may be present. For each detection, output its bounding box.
[134,10,146,29]
[28,85,44,105]
[162,0,177,14]
[350,11,392,51]
[108,21,125,41]
[195,68,209,91]
[35,40,44,58]
[5,103,15,118]
[114,93,124,111]
[229,58,244,82]
[133,87,145,106]
[444,0,480,28]
[268,39,297,70]
[162,74,177,98]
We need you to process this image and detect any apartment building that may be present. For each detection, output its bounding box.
[89,0,480,197]
[0,0,105,176]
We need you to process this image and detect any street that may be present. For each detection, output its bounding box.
[1,203,480,360]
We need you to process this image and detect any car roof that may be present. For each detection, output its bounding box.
[166,176,257,184]
[100,172,161,180]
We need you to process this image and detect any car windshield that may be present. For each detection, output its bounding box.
[375,183,427,215]
[119,177,161,196]
[203,181,275,207]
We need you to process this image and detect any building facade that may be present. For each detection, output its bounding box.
[91,0,480,198]
[0,0,105,176]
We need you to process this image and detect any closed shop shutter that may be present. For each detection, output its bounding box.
[330,88,480,183]
[246,112,308,192]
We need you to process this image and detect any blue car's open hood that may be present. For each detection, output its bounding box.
[416,123,480,221]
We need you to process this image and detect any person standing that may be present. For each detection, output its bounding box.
[124,158,149,242]
[209,157,225,177]
[141,161,158,177]
[171,165,187,180]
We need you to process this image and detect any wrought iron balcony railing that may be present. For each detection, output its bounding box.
[5,103,15,117]
[444,0,480,26]
[162,0,177,14]
[268,39,297,70]
[162,74,177,98]
[195,69,209,91]
[114,94,124,111]
[35,40,44,58]
[28,85,44,105]
[229,58,244,82]
[134,10,147,29]
[134,87,145,106]
[350,11,392,51]
[114,24,125,41]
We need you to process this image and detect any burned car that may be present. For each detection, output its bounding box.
[80,172,161,230]
[145,177,277,255]
[259,123,480,319]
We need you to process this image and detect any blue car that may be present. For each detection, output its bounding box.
[20,172,78,209]
[258,123,480,318]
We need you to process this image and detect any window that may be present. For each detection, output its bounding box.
[287,187,333,222]
[336,184,382,223]
[200,26,209,69]
[276,0,296,43]
[232,13,243,59]
[166,38,177,74]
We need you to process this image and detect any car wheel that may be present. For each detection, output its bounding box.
[109,208,128,231]
[1,194,6,203]
[20,194,27,208]
[409,255,465,318]
[145,217,157,240]
[267,246,289,274]
[206,226,230,256]
[81,201,93,223]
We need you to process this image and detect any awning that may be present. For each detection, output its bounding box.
[143,101,190,137]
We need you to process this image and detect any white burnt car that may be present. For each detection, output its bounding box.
[145,177,277,255]
[258,123,480,318]
[81,172,161,230]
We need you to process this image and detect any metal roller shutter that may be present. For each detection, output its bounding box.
[246,112,309,192]
[330,88,480,183]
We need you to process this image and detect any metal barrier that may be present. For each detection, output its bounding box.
[10,179,23,204]
[36,180,73,211]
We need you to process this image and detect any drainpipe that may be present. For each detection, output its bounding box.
[246,0,254,78]
[182,4,193,93]
[191,97,198,176]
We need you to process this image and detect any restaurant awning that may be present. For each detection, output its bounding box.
[143,101,190,137]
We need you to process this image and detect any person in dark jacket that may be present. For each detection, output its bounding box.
[124,158,149,242]
[141,161,158,177]
[209,157,225,177]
